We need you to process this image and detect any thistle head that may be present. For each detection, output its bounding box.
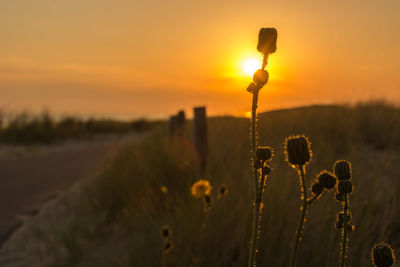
[203,194,213,210]
[317,171,337,190]
[253,69,269,87]
[257,27,278,55]
[218,185,228,197]
[256,146,273,162]
[311,182,324,196]
[285,135,312,167]
[163,241,174,254]
[334,160,352,180]
[372,242,395,267]
[161,225,171,238]
[191,180,212,199]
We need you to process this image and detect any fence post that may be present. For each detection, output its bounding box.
[193,106,207,178]
[169,115,178,136]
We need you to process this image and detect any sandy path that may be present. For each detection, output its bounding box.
[0,134,142,245]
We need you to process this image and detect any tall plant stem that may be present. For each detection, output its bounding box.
[340,194,349,267]
[248,89,260,267]
[290,165,308,267]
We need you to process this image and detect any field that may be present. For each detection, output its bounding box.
[1,102,399,267]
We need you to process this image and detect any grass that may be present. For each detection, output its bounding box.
[0,111,154,145]
[1,101,400,266]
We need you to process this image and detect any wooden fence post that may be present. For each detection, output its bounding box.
[193,106,207,178]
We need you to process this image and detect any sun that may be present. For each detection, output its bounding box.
[242,58,262,76]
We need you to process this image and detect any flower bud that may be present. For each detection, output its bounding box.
[247,82,258,93]
[334,160,352,180]
[311,182,324,196]
[338,180,353,194]
[372,242,395,267]
[161,225,171,238]
[253,69,269,86]
[256,146,273,161]
[163,241,174,254]
[285,135,312,166]
[257,27,278,54]
[317,171,337,189]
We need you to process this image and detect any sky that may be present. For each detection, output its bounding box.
[1,0,399,119]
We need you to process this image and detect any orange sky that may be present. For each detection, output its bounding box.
[1,0,399,119]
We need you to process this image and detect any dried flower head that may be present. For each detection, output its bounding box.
[311,182,324,196]
[218,185,228,197]
[163,241,174,254]
[257,27,278,54]
[285,135,312,167]
[256,146,273,162]
[247,82,258,93]
[338,180,353,194]
[203,194,213,209]
[253,69,269,86]
[317,171,337,189]
[334,160,352,180]
[372,242,395,267]
[161,225,171,238]
[191,180,212,199]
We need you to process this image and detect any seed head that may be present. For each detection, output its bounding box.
[256,146,273,162]
[191,180,212,199]
[161,225,171,238]
[218,185,228,197]
[257,27,278,54]
[317,171,337,189]
[253,69,269,86]
[311,182,324,196]
[203,194,213,210]
[334,160,352,180]
[247,82,258,93]
[372,242,395,267]
[163,241,174,254]
[285,135,312,167]
[338,180,353,194]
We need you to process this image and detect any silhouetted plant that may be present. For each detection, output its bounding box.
[371,242,396,267]
[160,225,173,267]
[334,160,354,267]
[247,27,277,267]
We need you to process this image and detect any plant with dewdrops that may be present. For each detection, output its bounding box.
[285,135,338,267]
[334,159,354,267]
[246,27,277,267]
[160,225,173,267]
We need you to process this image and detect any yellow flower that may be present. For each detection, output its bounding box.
[191,180,212,199]
[161,186,168,194]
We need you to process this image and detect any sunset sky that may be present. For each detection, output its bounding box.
[1,0,399,119]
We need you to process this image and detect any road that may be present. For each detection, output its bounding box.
[0,134,141,246]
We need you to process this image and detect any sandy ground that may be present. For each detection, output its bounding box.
[0,134,143,246]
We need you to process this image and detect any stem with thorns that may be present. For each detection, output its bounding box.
[340,194,349,267]
[248,88,260,267]
[290,165,308,267]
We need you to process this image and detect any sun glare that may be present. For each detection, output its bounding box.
[242,58,262,76]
